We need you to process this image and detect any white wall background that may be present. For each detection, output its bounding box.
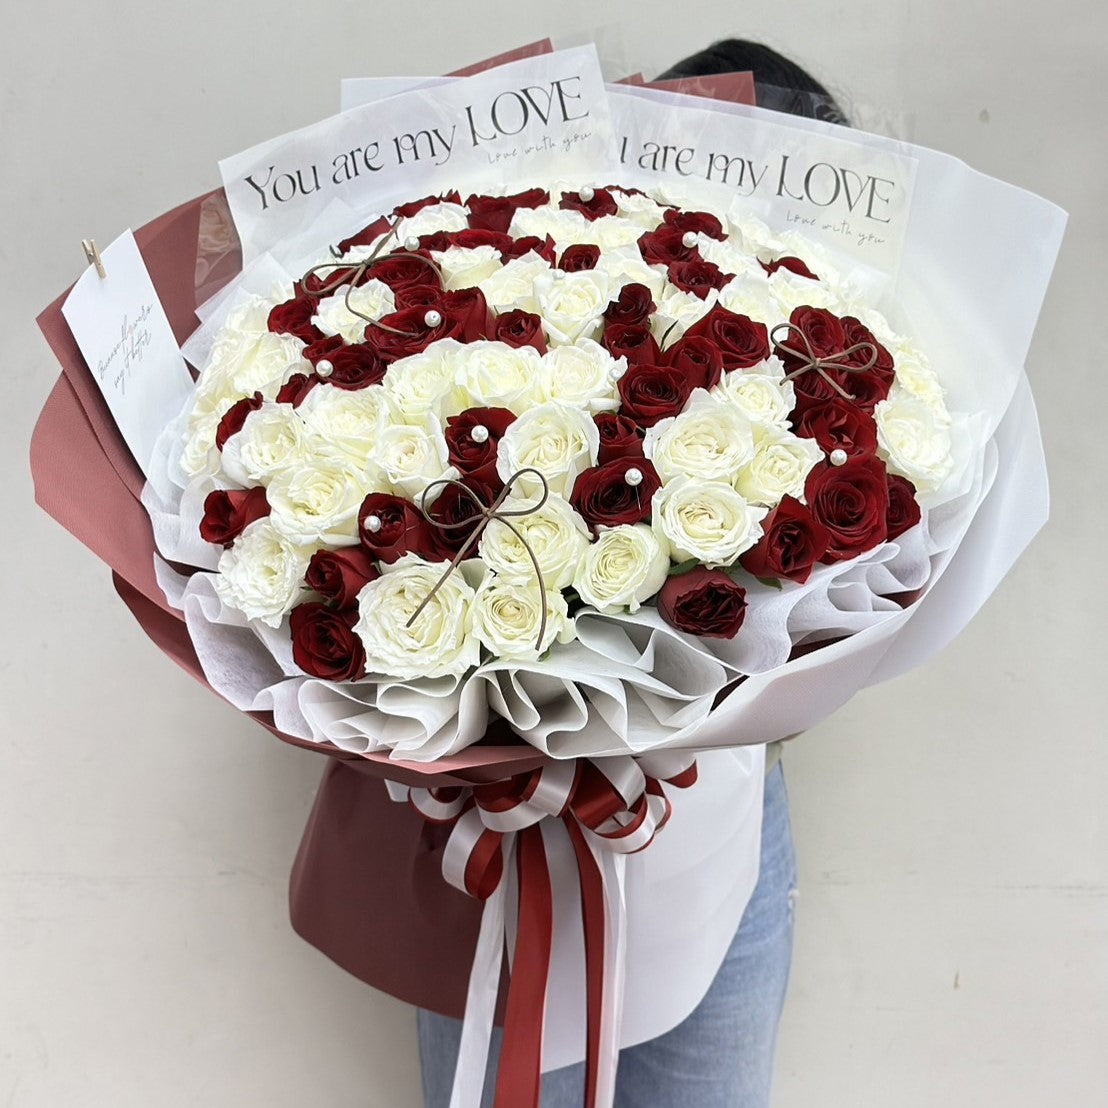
[2,1,1104,1103]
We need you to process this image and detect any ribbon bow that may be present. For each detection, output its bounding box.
[395,753,698,1108]
[771,320,878,401]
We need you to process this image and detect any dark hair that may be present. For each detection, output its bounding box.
[657,40,849,126]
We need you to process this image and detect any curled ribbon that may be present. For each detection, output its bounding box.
[399,753,698,1108]
[770,321,878,401]
[407,469,552,651]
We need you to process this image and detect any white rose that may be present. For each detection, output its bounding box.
[644,392,756,483]
[383,339,470,422]
[651,286,718,342]
[591,246,667,299]
[696,237,762,280]
[888,353,949,416]
[471,576,573,660]
[394,202,470,242]
[478,253,552,314]
[433,245,504,291]
[312,279,395,343]
[538,341,622,412]
[354,556,479,680]
[508,205,589,244]
[573,524,669,614]
[180,408,222,479]
[456,340,544,413]
[875,393,954,493]
[375,413,456,501]
[221,405,307,485]
[712,362,796,428]
[715,276,778,324]
[496,402,600,500]
[578,217,644,251]
[767,270,843,315]
[297,383,395,473]
[202,329,306,401]
[651,476,766,566]
[214,519,314,627]
[612,191,667,227]
[266,457,368,546]
[725,206,787,256]
[532,270,611,345]
[478,492,590,591]
[733,429,823,506]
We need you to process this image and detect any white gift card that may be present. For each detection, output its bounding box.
[61,230,193,477]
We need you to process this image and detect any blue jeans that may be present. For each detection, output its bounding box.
[418,760,797,1107]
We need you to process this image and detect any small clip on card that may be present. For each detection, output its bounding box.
[81,239,106,279]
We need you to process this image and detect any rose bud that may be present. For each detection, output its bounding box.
[558,244,601,272]
[603,283,655,328]
[603,322,661,367]
[559,186,619,220]
[445,407,516,484]
[663,335,725,391]
[792,397,879,457]
[657,567,748,639]
[275,373,318,407]
[617,363,694,429]
[804,455,890,562]
[885,474,921,541]
[305,547,380,608]
[215,392,263,450]
[267,295,323,344]
[199,487,270,547]
[666,259,729,300]
[594,412,645,464]
[662,208,726,241]
[570,457,661,532]
[289,603,366,681]
[760,255,819,280]
[682,306,770,371]
[358,493,434,563]
[490,310,547,352]
[739,497,831,584]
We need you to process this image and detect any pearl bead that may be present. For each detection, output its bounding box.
[404,236,419,251]
[365,514,383,533]
[830,449,848,466]
[609,365,626,381]
[625,467,644,487]
[682,231,698,249]
[578,185,595,203]
[424,309,442,328]
[470,425,490,443]
[316,359,333,378]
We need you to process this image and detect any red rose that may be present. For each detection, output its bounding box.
[739,497,831,584]
[267,296,323,344]
[604,283,655,328]
[367,253,442,296]
[393,284,443,311]
[422,476,499,561]
[594,412,645,464]
[570,457,661,531]
[885,474,921,541]
[657,568,747,638]
[603,322,661,367]
[502,234,557,265]
[666,259,730,300]
[305,547,379,608]
[425,228,515,253]
[393,191,461,218]
[638,225,696,267]
[319,344,387,389]
[618,364,693,428]
[336,215,390,255]
[298,265,366,297]
[465,188,550,233]
[289,603,366,681]
[558,244,601,272]
[199,487,270,547]
[364,288,489,361]
[804,456,890,562]
[682,306,770,371]
[358,493,433,563]
[445,407,516,483]
[303,335,344,364]
[662,208,726,241]
[215,392,263,450]
[559,187,618,220]
[792,397,878,457]
[490,309,547,352]
[276,373,318,407]
[663,335,724,391]
[760,256,819,280]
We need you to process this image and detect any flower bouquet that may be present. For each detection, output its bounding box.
[32,41,1064,1108]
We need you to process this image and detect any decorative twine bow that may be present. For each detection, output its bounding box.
[406,468,552,651]
[397,753,699,1108]
[296,215,445,336]
[770,321,878,401]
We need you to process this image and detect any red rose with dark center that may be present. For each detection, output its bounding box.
[305,547,380,608]
[682,306,770,370]
[358,493,434,563]
[559,187,619,220]
[594,412,645,464]
[215,392,263,450]
[199,487,270,547]
[445,407,516,484]
[805,456,890,562]
[663,335,725,391]
[367,253,443,296]
[570,457,661,531]
[393,285,444,311]
[638,225,697,267]
[303,335,344,364]
[364,288,488,361]
[760,256,819,280]
[558,244,601,272]
[618,364,694,428]
[267,296,323,344]
[290,603,366,681]
[738,497,831,584]
[662,208,726,241]
[603,322,661,366]
[667,259,730,299]
[321,344,388,390]
[466,188,550,233]
[423,477,499,560]
[792,397,879,457]
[604,283,655,328]
[885,474,921,541]
[490,310,546,352]
[657,568,747,638]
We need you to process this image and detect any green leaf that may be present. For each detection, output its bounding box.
[756,576,783,590]
[667,558,701,577]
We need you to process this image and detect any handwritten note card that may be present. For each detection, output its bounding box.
[61,230,194,476]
